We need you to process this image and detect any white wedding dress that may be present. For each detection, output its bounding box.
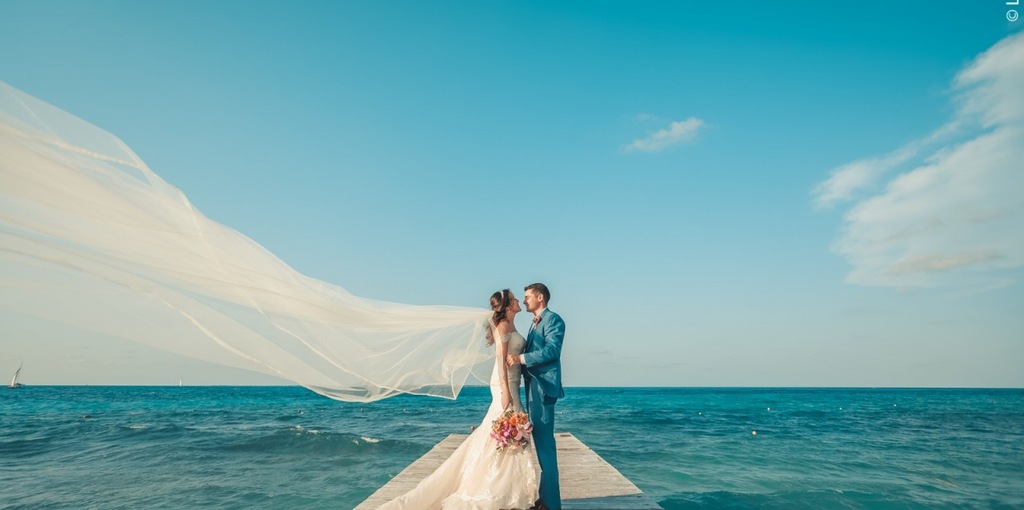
[378,331,539,509]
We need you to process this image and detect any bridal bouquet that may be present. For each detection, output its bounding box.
[490,410,532,451]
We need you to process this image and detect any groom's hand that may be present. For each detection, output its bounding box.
[505,355,520,367]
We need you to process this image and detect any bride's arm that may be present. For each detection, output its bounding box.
[494,324,513,411]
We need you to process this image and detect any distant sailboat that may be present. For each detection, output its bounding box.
[8,363,24,389]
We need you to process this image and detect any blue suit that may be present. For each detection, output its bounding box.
[523,308,564,509]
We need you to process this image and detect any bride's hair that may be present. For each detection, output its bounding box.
[486,288,512,346]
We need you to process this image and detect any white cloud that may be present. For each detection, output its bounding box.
[812,121,960,209]
[812,150,914,209]
[818,32,1024,288]
[625,117,705,153]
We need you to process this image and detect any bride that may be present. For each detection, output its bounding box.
[378,289,539,509]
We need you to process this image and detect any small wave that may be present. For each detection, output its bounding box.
[658,489,943,510]
[117,423,190,437]
[0,436,59,459]
[222,428,417,456]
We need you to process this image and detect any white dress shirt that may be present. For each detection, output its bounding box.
[520,308,546,365]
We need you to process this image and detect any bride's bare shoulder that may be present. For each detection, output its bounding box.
[495,319,513,337]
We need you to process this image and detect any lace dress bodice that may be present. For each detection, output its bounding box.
[493,331,527,413]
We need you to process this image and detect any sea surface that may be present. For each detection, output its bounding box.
[2,386,1022,509]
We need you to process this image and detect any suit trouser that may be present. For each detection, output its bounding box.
[526,377,560,509]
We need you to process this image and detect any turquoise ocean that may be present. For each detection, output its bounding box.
[2,386,1022,509]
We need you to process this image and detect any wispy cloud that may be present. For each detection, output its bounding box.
[816,32,1024,289]
[812,122,959,209]
[625,117,705,153]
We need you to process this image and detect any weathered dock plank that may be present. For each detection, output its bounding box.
[355,433,662,510]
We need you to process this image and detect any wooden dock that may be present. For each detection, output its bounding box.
[355,433,663,510]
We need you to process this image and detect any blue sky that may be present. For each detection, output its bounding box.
[2,1,1022,387]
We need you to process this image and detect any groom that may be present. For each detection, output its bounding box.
[507,282,564,510]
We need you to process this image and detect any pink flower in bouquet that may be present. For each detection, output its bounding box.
[490,410,532,451]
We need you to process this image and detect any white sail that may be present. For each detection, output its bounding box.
[9,364,22,388]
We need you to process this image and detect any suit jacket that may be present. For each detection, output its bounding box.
[523,308,565,399]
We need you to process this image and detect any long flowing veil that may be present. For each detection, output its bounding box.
[0,81,492,401]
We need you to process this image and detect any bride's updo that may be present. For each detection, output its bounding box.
[486,288,511,346]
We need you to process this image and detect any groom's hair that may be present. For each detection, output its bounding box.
[524,283,550,304]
